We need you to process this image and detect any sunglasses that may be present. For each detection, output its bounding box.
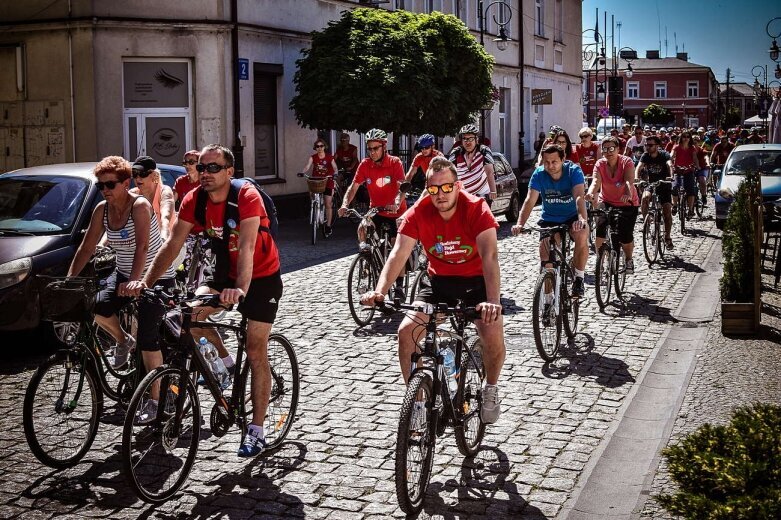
[462,137,477,143]
[366,145,383,152]
[580,135,591,139]
[182,159,198,166]
[422,145,433,150]
[555,140,568,146]
[196,162,230,174]
[96,180,120,191]
[602,146,617,153]
[315,144,325,149]
[132,169,153,179]
[426,182,456,195]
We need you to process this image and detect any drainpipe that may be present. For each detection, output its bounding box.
[68,0,76,161]
[231,0,244,176]
[518,0,525,166]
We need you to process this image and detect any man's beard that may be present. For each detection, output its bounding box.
[434,197,457,213]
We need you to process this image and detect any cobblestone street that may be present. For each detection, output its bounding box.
[0,209,722,519]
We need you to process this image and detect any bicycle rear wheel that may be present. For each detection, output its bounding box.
[595,247,613,310]
[562,267,580,339]
[23,350,102,468]
[657,213,667,260]
[122,366,200,504]
[642,212,659,265]
[678,194,686,235]
[409,269,429,303]
[311,199,319,245]
[240,334,299,450]
[454,337,486,456]
[347,253,376,326]
[532,270,561,361]
[395,371,436,516]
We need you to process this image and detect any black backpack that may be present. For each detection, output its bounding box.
[194,178,278,282]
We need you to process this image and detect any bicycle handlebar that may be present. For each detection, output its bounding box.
[376,298,482,321]
[140,287,241,309]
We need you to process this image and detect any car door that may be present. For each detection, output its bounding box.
[491,155,511,213]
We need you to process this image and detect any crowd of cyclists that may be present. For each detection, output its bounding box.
[50,118,768,466]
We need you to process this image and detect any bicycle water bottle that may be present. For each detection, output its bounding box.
[198,337,231,390]
[440,346,458,399]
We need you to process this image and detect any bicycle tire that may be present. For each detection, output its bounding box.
[395,371,436,516]
[595,247,613,310]
[454,337,486,456]
[347,254,376,326]
[311,199,319,245]
[562,267,580,339]
[614,249,627,297]
[695,197,704,218]
[678,195,686,235]
[122,366,201,504]
[240,334,299,450]
[23,350,102,468]
[531,270,561,361]
[657,213,667,260]
[642,212,659,265]
[409,269,429,303]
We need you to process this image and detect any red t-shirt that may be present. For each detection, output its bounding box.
[311,153,335,190]
[575,142,599,176]
[566,147,580,164]
[354,154,407,218]
[411,150,443,173]
[672,145,697,169]
[399,191,499,277]
[334,144,358,172]
[178,184,280,279]
[174,174,200,201]
[711,141,734,164]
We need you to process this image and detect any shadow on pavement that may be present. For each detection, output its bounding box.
[659,255,706,273]
[613,292,676,323]
[423,446,545,518]
[540,332,635,388]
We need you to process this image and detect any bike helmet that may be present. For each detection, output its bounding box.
[365,128,388,143]
[459,124,479,137]
[417,134,435,148]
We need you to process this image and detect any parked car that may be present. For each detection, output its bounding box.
[490,152,521,223]
[714,144,781,230]
[0,162,184,339]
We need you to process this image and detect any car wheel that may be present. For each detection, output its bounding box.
[505,192,520,223]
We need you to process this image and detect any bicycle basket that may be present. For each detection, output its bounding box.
[91,247,116,279]
[36,276,99,322]
[307,177,327,194]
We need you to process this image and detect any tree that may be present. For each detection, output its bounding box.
[642,103,672,125]
[722,106,742,128]
[290,8,494,136]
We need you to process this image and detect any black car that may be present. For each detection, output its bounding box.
[0,162,184,339]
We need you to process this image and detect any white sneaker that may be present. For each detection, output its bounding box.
[135,399,158,425]
[111,335,136,368]
[480,385,501,424]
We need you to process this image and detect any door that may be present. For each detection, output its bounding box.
[125,113,191,164]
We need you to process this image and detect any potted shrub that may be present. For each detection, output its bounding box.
[720,170,760,334]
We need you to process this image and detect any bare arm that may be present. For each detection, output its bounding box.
[515,188,540,228]
[622,162,636,203]
[586,172,602,201]
[233,216,259,296]
[301,157,313,174]
[573,183,589,222]
[128,199,152,282]
[67,203,106,277]
[140,217,193,288]
[484,162,497,195]
[635,161,647,181]
[476,228,500,304]
[159,185,175,241]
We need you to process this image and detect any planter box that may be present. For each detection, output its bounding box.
[721,302,758,335]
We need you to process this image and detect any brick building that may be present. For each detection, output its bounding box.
[720,82,760,125]
[583,50,719,128]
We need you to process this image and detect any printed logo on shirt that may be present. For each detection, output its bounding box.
[375,175,392,188]
[428,235,474,263]
[544,189,574,205]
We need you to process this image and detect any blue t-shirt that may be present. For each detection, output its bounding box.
[529,161,585,223]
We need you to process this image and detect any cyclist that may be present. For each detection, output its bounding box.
[512,144,590,297]
[131,144,283,457]
[129,156,175,242]
[447,124,498,205]
[174,150,202,209]
[575,127,601,184]
[300,138,338,237]
[658,127,671,148]
[747,127,764,144]
[67,156,176,414]
[405,134,443,197]
[670,131,700,217]
[624,127,646,158]
[334,132,359,177]
[636,135,675,250]
[360,156,505,424]
[586,136,640,274]
[537,129,579,166]
[692,135,710,205]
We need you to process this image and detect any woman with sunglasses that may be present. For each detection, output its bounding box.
[174,149,202,209]
[300,139,338,237]
[670,131,700,217]
[129,156,175,242]
[67,156,176,419]
[536,129,579,167]
[575,127,601,184]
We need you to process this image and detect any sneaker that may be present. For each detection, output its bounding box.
[198,363,235,386]
[238,427,267,458]
[324,224,333,238]
[480,385,501,424]
[625,259,635,275]
[134,399,158,425]
[666,238,675,250]
[111,335,136,369]
[572,277,585,298]
[542,303,553,327]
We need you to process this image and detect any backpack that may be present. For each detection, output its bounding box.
[193,178,278,282]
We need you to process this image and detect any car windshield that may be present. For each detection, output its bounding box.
[725,150,781,176]
[0,175,89,234]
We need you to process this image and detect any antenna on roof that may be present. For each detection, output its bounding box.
[674,32,678,55]
[617,21,622,49]
[664,26,668,57]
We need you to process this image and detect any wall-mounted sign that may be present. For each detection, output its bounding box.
[531,89,553,105]
[123,61,189,109]
[238,59,249,81]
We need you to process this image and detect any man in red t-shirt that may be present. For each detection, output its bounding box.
[334,133,359,176]
[360,156,505,425]
[405,134,442,194]
[174,149,202,208]
[131,144,281,458]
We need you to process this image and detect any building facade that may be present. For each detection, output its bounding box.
[720,82,761,125]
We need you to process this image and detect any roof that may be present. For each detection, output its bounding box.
[720,82,756,97]
[1,162,98,178]
[585,56,713,73]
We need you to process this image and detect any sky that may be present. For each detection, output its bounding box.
[581,0,780,86]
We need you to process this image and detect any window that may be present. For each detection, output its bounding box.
[254,63,282,179]
[554,0,563,42]
[535,44,545,67]
[554,49,563,71]
[627,81,639,99]
[687,81,699,98]
[595,81,605,101]
[654,81,667,99]
[535,0,545,37]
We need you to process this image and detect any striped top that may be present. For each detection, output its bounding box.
[448,145,495,196]
[104,197,175,279]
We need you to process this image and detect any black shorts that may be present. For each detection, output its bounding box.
[371,214,399,239]
[644,180,672,205]
[206,270,283,324]
[415,275,487,307]
[537,215,579,242]
[673,172,698,196]
[95,270,175,352]
[595,204,639,244]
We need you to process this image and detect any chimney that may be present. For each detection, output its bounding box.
[646,50,660,59]
[676,52,688,61]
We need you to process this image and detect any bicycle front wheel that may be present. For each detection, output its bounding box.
[614,249,627,297]
[395,371,436,516]
[23,350,102,468]
[122,366,201,504]
[532,270,561,361]
[657,213,667,260]
[311,199,319,245]
[642,212,659,265]
[562,267,580,339]
[240,334,299,450]
[678,196,686,235]
[595,247,613,310]
[347,254,376,326]
[454,337,486,456]
[409,269,429,303]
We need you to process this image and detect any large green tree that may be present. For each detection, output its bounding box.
[642,103,672,125]
[290,8,494,136]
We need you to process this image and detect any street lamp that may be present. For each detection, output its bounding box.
[751,64,769,132]
[583,28,606,128]
[767,17,781,61]
[477,1,512,140]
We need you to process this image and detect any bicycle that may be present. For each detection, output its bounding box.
[590,208,628,310]
[673,164,702,233]
[23,275,140,468]
[177,234,227,323]
[379,299,486,516]
[121,288,299,503]
[521,223,581,361]
[297,172,332,245]
[640,180,670,265]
